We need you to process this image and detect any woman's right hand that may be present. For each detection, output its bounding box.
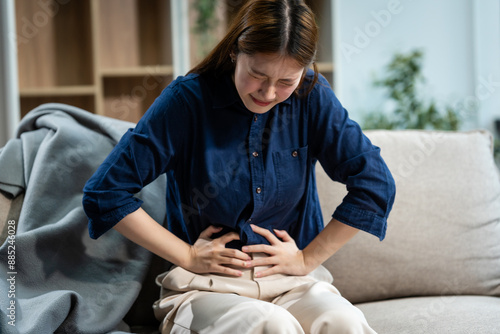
[185,225,252,276]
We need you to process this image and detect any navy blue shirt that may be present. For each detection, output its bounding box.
[82,70,395,249]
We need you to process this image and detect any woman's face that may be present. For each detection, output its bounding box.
[233,53,305,114]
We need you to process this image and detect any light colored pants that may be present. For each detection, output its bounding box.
[153,254,376,334]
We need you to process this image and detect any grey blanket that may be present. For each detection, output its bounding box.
[0,104,167,334]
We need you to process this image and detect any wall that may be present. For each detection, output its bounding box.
[333,0,500,135]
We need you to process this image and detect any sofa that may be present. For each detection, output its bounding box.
[318,129,500,334]
[1,106,499,333]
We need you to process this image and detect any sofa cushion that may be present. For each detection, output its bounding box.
[319,130,500,303]
[357,296,500,334]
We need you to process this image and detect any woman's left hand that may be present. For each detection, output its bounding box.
[242,224,311,278]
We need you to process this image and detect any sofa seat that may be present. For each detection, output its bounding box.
[357,295,500,334]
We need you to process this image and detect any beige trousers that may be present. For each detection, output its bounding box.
[153,254,376,334]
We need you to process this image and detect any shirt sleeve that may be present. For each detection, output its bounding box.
[82,83,187,239]
[309,76,396,241]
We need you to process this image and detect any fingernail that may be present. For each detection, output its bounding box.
[242,246,248,252]
[254,272,261,278]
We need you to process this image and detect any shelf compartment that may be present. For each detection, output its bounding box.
[97,0,172,69]
[102,75,172,123]
[15,0,94,88]
[306,0,333,65]
[20,95,95,118]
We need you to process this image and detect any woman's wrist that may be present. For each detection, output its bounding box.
[301,218,360,272]
[179,244,197,271]
[302,248,325,274]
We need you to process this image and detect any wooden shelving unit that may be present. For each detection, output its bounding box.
[15,0,173,123]
[15,0,334,123]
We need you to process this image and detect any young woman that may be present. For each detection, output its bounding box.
[83,0,395,333]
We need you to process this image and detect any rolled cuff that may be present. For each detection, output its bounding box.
[332,202,387,241]
[86,198,143,239]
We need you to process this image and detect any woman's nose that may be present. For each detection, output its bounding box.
[259,82,276,101]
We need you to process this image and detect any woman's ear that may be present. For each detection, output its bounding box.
[230,43,239,61]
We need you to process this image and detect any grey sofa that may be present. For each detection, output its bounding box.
[1,127,499,333]
[319,130,500,334]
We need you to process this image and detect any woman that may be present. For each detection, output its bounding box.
[83,0,395,333]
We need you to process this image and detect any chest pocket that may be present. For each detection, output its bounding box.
[272,145,308,206]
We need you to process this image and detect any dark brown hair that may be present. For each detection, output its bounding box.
[188,0,319,96]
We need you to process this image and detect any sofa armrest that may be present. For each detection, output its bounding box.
[0,191,23,245]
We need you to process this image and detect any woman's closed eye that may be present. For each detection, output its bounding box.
[279,80,294,87]
[250,73,294,87]
[251,73,266,80]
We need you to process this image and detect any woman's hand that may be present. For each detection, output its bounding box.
[242,224,310,278]
[185,225,252,277]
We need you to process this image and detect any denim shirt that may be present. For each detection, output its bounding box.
[82,70,395,249]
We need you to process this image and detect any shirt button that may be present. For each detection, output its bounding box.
[252,151,259,157]
[254,115,258,122]
[256,187,262,194]
[292,150,298,157]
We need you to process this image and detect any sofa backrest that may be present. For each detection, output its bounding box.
[318,130,500,304]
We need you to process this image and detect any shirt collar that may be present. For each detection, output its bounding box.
[208,72,293,109]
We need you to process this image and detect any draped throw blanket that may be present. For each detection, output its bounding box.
[0,104,167,334]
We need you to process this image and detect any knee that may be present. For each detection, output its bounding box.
[311,310,375,334]
[243,304,304,334]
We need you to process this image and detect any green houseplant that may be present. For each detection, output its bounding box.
[363,49,461,131]
[363,50,500,166]
[192,0,219,59]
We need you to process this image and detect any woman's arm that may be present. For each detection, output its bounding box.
[301,217,359,270]
[114,208,251,276]
[242,218,358,277]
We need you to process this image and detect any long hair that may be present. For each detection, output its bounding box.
[188,0,319,96]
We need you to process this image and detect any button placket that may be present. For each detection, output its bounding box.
[248,113,266,209]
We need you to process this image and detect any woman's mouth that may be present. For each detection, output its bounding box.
[251,95,272,107]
